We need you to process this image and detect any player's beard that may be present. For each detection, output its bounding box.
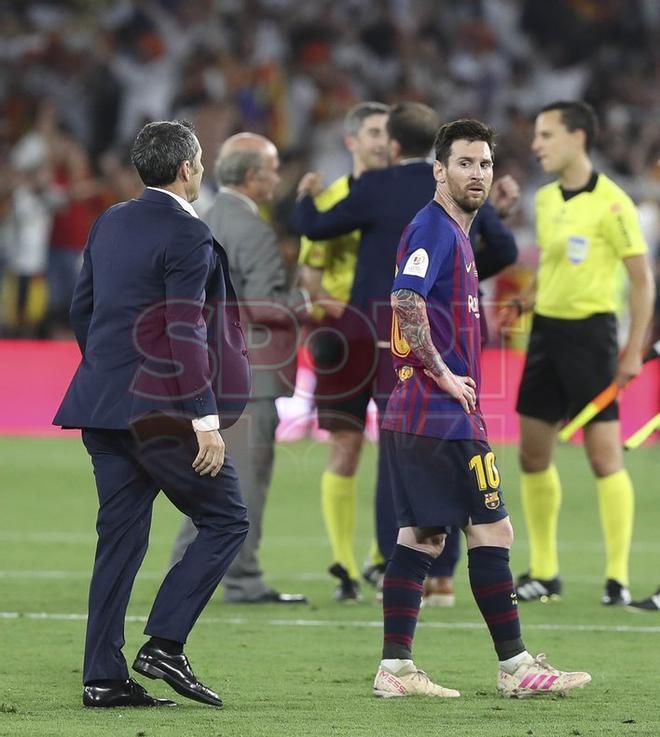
[449,180,488,213]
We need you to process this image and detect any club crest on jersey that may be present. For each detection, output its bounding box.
[484,491,500,510]
[397,365,414,381]
[402,248,429,277]
[567,235,589,264]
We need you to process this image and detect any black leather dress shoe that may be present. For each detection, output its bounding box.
[133,644,222,707]
[82,678,176,708]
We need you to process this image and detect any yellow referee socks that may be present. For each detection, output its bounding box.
[596,469,634,586]
[321,471,359,580]
[521,465,562,580]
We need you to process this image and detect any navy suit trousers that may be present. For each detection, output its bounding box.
[81,419,248,683]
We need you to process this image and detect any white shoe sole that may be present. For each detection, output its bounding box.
[498,679,591,699]
[373,689,403,698]
[422,593,456,608]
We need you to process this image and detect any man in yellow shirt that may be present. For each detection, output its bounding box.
[501,101,655,605]
[299,102,389,601]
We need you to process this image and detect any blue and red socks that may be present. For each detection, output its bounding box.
[382,544,433,659]
[468,546,525,661]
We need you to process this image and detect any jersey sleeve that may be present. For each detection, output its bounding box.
[601,194,648,259]
[391,222,452,299]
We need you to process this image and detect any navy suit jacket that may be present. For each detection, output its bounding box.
[292,161,517,340]
[54,188,251,431]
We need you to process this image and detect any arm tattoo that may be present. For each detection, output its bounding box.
[391,289,447,376]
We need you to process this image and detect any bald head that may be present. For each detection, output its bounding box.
[214,132,280,204]
[219,132,277,159]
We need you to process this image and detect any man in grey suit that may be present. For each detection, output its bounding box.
[170,133,310,603]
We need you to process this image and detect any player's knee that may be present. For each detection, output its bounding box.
[414,527,446,557]
[424,537,445,558]
[498,518,514,548]
[328,454,360,476]
[431,533,446,557]
[519,447,551,474]
[467,517,513,549]
[327,434,362,475]
[588,452,621,478]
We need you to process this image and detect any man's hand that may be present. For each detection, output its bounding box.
[615,348,643,387]
[423,369,477,414]
[297,172,323,200]
[192,429,225,477]
[490,175,520,218]
[497,298,523,329]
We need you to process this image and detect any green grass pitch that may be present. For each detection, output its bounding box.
[1,436,658,737]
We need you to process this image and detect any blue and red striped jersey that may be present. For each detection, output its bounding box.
[382,201,487,441]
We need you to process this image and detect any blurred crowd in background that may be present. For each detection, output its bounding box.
[1,0,659,339]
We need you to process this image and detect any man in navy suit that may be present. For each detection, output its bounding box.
[54,120,251,709]
[292,103,518,606]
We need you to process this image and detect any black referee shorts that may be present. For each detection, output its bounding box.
[516,312,619,425]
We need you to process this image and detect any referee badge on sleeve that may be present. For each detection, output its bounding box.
[567,235,589,264]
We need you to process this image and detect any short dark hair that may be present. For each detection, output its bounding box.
[538,100,598,149]
[343,101,390,137]
[386,102,439,158]
[130,120,198,187]
[434,119,495,164]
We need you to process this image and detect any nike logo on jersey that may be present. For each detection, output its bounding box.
[466,261,474,273]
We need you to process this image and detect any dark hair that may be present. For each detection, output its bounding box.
[538,100,598,149]
[434,119,495,164]
[343,101,390,137]
[386,102,439,158]
[130,120,198,187]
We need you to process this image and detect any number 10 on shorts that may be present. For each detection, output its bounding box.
[469,452,502,509]
[468,451,500,489]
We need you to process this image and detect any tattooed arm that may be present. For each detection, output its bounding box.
[391,288,477,414]
[391,288,446,375]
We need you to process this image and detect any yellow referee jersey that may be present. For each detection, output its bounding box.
[534,173,648,319]
[298,175,359,307]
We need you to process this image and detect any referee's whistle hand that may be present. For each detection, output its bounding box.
[193,429,226,477]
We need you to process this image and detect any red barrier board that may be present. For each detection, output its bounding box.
[0,340,657,443]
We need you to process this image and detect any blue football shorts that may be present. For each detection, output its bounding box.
[381,430,509,530]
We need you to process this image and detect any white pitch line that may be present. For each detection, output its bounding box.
[1,611,659,634]
[0,570,652,585]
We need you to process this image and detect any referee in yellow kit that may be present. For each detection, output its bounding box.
[501,101,655,606]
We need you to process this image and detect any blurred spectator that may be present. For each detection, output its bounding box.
[45,134,105,336]
[4,129,61,336]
